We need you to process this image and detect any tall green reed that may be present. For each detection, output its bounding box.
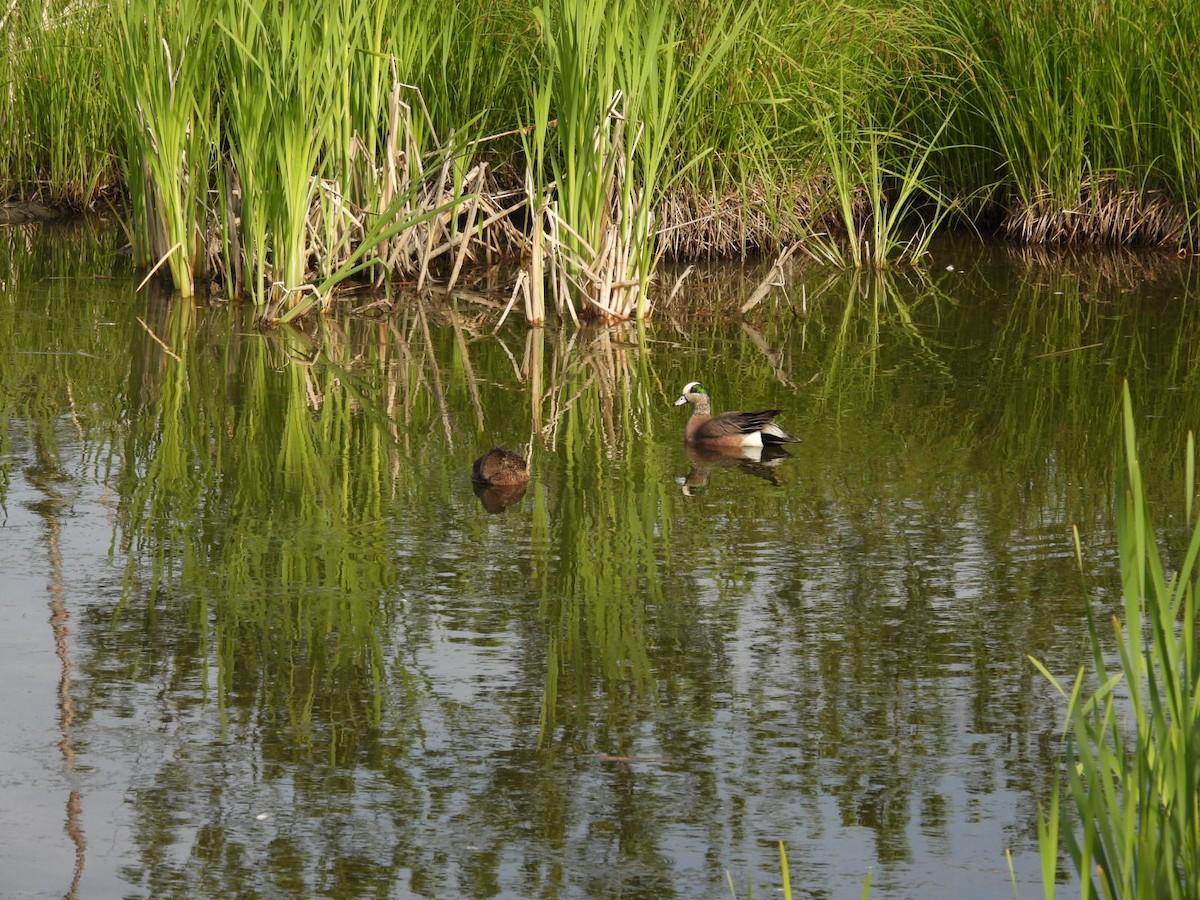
[113,0,218,297]
[219,0,335,307]
[789,3,957,270]
[1034,385,1200,899]
[525,0,747,323]
[526,0,641,322]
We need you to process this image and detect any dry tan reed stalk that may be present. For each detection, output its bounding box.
[135,240,185,293]
[415,147,458,289]
[544,209,579,324]
[308,177,366,274]
[740,244,800,314]
[1005,176,1188,247]
[656,174,845,258]
[740,321,798,390]
[449,311,485,429]
[135,315,182,362]
[663,265,695,307]
[523,328,544,435]
[498,270,528,329]
[414,300,454,444]
[529,324,643,449]
[425,165,525,292]
[528,205,547,325]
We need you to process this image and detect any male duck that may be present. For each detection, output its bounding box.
[471,447,530,486]
[673,381,800,448]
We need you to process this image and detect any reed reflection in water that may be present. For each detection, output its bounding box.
[3,226,1200,897]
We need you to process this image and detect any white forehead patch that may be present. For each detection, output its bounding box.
[680,381,702,394]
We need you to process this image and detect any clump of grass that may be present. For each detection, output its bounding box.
[0,0,121,206]
[523,0,664,323]
[113,0,218,297]
[1034,384,1200,898]
[933,0,1200,248]
[804,88,955,268]
[522,0,749,323]
[105,0,523,316]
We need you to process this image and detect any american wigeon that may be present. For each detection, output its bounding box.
[673,381,800,448]
[470,447,530,487]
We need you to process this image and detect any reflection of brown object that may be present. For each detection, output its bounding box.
[674,381,800,448]
[677,443,792,495]
[0,200,61,224]
[473,480,529,513]
[471,447,530,486]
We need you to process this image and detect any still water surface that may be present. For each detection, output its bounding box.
[2,221,1199,899]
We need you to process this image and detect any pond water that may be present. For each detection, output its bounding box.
[2,220,1199,899]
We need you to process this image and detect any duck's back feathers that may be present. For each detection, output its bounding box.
[685,410,800,447]
[471,448,529,486]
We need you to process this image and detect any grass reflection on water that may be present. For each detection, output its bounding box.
[4,228,1200,897]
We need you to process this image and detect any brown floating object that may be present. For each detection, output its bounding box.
[470,447,530,487]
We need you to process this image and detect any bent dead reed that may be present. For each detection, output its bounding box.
[4,0,1200,324]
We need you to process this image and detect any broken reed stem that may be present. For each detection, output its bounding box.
[741,244,800,314]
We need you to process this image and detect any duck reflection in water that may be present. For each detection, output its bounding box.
[471,447,530,513]
[676,443,792,496]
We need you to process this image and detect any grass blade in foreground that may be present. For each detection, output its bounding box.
[1035,383,1200,899]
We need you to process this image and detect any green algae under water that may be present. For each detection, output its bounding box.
[2,220,1199,899]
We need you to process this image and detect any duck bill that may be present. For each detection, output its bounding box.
[673,396,688,406]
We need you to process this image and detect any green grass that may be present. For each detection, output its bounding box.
[112,0,218,295]
[5,0,1200,319]
[1034,385,1200,899]
[0,0,120,205]
[523,0,750,321]
[931,0,1200,246]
